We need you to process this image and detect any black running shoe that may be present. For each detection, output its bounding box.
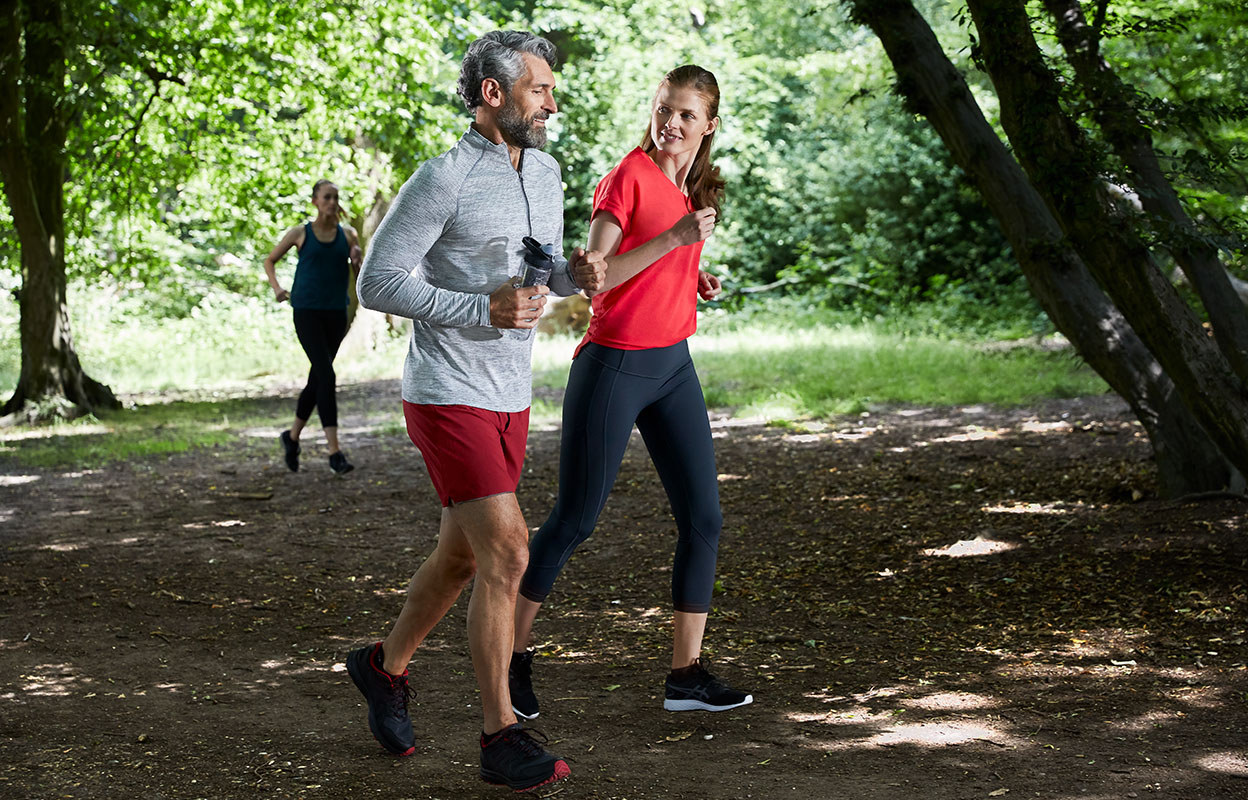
[508,650,540,720]
[346,642,415,756]
[329,451,354,475]
[479,724,570,791]
[663,658,754,712]
[280,430,300,472]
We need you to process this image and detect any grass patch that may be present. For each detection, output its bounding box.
[0,394,289,469]
[689,323,1104,422]
[0,287,1106,468]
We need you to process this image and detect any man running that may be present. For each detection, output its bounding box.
[345,30,604,792]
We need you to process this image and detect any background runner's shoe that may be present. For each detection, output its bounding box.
[280,430,300,472]
[663,658,754,712]
[346,642,415,755]
[329,451,354,475]
[508,650,540,720]
[479,724,569,791]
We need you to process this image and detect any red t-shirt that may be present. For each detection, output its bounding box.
[579,147,703,353]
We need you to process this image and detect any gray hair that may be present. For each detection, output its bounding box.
[456,30,557,112]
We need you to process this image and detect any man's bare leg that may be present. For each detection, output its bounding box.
[380,508,477,675]
[450,493,530,735]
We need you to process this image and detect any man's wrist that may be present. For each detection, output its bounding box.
[478,293,494,327]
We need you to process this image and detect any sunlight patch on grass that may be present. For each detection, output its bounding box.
[686,322,1106,420]
[0,397,288,468]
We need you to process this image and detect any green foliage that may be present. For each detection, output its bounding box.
[4,0,1242,383]
[529,0,1027,321]
[1032,0,1248,270]
[23,0,492,314]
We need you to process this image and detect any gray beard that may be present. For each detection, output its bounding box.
[498,100,547,150]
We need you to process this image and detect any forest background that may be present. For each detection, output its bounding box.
[2,3,1247,796]
[0,0,1246,490]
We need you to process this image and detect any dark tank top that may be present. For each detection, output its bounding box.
[291,223,350,310]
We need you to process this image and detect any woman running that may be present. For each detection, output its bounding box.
[262,179,361,474]
[510,65,751,716]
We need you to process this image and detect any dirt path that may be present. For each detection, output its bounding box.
[1,382,1245,799]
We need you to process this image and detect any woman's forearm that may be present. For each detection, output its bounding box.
[594,229,680,295]
[263,259,282,290]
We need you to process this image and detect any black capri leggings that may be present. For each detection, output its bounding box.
[292,308,348,429]
[519,339,723,614]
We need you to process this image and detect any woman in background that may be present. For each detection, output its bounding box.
[262,179,361,474]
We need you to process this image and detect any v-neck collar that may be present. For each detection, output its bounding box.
[634,147,690,202]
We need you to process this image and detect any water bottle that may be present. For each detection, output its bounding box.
[504,237,555,340]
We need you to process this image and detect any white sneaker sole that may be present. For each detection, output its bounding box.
[664,694,754,712]
[511,705,540,720]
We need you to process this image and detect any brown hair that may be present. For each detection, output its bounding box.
[639,65,725,216]
[311,179,335,199]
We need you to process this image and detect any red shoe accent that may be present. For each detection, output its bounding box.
[377,741,416,757]
[367,642,408,682]
[513,759,570,793]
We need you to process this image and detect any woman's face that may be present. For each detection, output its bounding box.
[313,184,341,218]
[649,83,717,158]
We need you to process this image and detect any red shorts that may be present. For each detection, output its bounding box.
[402,402,530,507]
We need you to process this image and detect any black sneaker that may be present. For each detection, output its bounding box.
[663,658,753,712]
[280,430,300,472]
[346,642,415,756]
[329,451,354,475]
[479,724,570,791]
[508,651,540,720]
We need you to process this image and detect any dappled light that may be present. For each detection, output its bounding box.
[899,691,1004,712]
[0,474,39,486]
[929,426,1008,444]
[981,501,1071,515]
[922,537,1019,557]
[1194,752,1248,777]
[12,664,84,698]
[866,720,1023,749]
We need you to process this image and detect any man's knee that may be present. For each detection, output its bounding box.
[483,531,529,588]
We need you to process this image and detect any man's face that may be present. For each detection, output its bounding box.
[497,53,558,150]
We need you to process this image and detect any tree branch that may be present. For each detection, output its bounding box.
[1043,0,1248,383]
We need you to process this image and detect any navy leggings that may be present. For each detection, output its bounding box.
[293,308,348,429]
[520,340,722,613]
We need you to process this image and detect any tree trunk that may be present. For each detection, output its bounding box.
[0,0,118,421]
[341,188,400,354]
[1042,0,1248,383]
[964,0,1248,480]
[843,0,1240,495]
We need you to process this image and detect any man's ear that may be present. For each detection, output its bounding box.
[481,77,505,109]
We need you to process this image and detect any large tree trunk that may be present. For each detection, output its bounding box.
[1042,0,1248,383]
[0,0,118,421]
[843,0,1239,495]
[341,185,400,355]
